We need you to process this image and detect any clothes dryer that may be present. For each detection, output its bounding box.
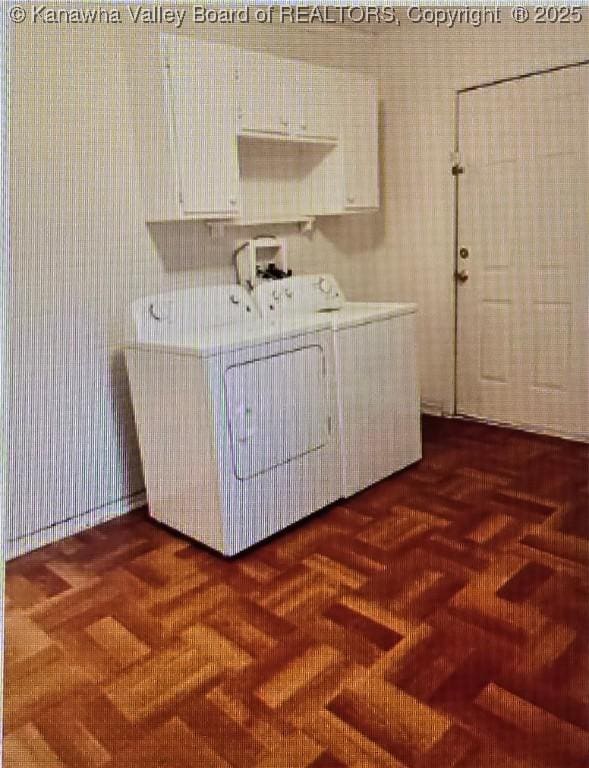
[125,284,341,555]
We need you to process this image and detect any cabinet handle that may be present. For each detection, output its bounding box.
[300,124,307,131]
[280,119,288,127]
[229,198,237,206]
[347,195,355,203]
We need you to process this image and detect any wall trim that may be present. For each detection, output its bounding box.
[5,490,147,561]
[459,58,589,94]
[452,413,589,445]
[421,403,445,417]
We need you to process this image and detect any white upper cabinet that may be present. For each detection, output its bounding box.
[235,50,292,137]
[235,50,340,142]
[338,71,379,211]
[149,38,379,223]
[295,61,340,142]
[165,38,241,218]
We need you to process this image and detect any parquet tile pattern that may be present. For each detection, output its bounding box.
[4,417,589,767]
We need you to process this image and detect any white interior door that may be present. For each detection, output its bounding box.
[456,64,588,440]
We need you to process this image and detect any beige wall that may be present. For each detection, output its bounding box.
[8,14,588,553]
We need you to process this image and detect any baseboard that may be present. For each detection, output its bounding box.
[453,412,589,444]
[5,490,147,561]
[420,401,444,416]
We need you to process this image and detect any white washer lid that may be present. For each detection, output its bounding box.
[328,301,418,330]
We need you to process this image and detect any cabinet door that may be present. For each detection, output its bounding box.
[237,53,340,142]
[236,49,291,136]
[295,62,340,141]
[339,72,379,210]
[166,39,241,216]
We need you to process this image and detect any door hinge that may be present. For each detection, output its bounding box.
[452,163,464,176]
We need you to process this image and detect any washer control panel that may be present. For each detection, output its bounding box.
[132,285,258,345]
[254,274,344,316]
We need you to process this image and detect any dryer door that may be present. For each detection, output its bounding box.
[224,345,329,480]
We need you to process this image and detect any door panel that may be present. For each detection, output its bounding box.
[480,301,510,383]
[167,40,241,216]
[335,70,379,210]
[235,49,291,136]
[296,62,340,140]
[532,303,570,390]
[224,346,329,480]
[456,64,588,439]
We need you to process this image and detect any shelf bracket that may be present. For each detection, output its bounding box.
[299,217,315,234]
[208,221,226,238]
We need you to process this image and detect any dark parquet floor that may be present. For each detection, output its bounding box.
[4,416,589,767]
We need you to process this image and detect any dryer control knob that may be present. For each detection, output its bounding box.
[148,302,171,322]
[317,278,331,294]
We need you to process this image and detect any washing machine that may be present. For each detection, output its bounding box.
[253,274,422,497]
[124,283,341,556]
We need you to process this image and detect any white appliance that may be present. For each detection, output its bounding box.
[254,274,422,497]
[125,284,341,556]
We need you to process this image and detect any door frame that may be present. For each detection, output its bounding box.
[452,59,589,424]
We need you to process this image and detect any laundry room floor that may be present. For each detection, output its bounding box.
[4,416,589,768]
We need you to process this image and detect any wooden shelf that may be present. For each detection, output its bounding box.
[237,130,338,146]
[207,216,315,237]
